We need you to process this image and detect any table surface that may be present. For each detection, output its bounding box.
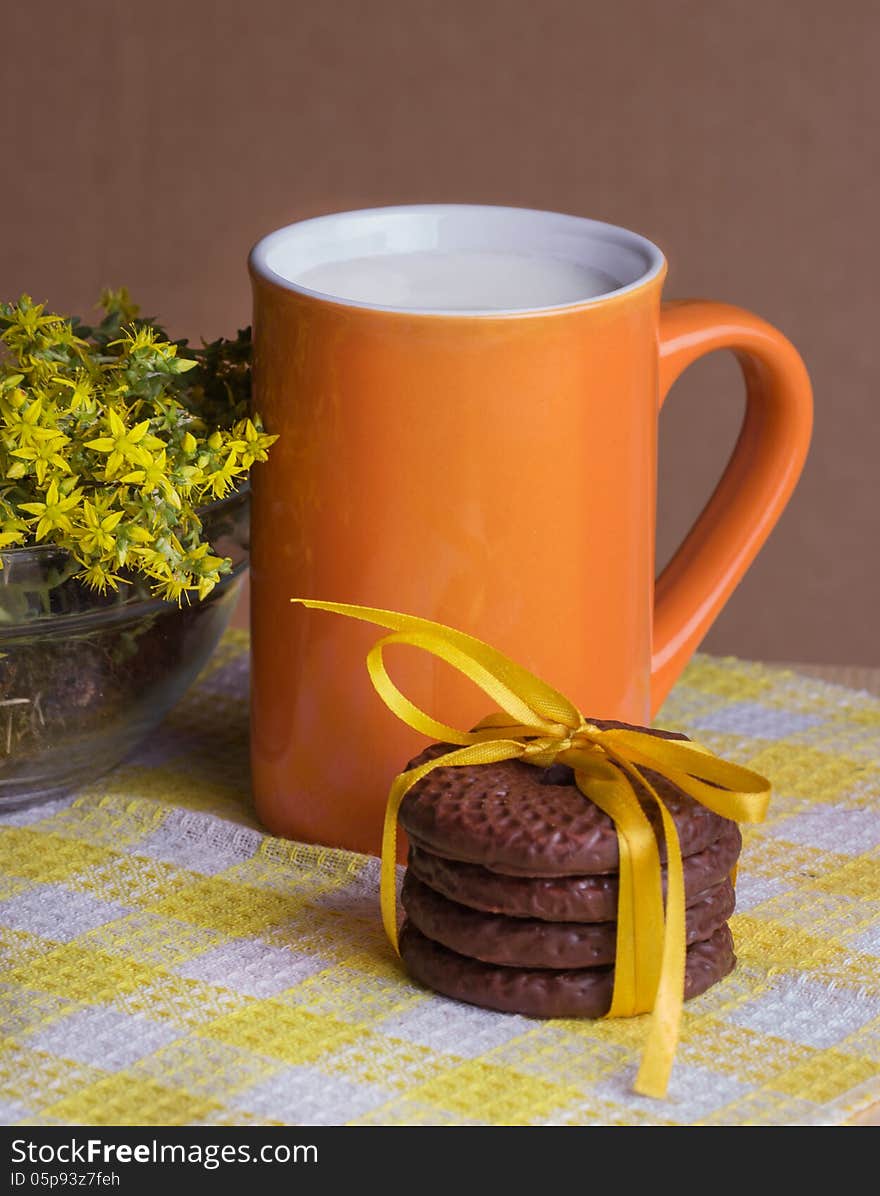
[781,663,880,1126]
[4,641,878,1126]
[781,663,880,700]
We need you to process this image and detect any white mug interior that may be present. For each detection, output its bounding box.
[249,204,666,316]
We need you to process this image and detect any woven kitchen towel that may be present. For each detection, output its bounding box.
[1,631,879,1127]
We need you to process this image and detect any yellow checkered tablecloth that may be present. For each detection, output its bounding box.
[1,631,879,1127]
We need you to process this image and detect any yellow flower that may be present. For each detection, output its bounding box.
[109,325,196,372]
[109,325,159,354]
[230,418,278,469]
[0,297,59,340]
[149,567,190,605]
[10,431,71,485]
[1,394,52,450]
[56,374,96,412]
[78,561,126,593]
[85,409,164,477]
[202,451,242,499]
[0,517,28,567]
[18,479,82,540]
[76,500,124,556]
[120,450,181,506]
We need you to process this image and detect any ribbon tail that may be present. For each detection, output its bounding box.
[610,823,637,1011]
[380,765,426,954]
[570,753,665,1018]
[633,797,686,1099]
[587,741,688,1098]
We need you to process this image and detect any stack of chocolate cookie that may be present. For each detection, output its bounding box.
[398,723,741,1018]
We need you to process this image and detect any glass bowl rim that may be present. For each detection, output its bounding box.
[0,484,249,632]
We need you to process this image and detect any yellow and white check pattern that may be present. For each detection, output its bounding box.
[1,631,879,1126]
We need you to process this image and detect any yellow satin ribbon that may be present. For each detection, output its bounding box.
[292,598,771,1098]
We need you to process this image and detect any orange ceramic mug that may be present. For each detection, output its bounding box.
[249,205,812,855]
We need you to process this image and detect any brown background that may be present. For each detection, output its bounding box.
[3,0,878,665]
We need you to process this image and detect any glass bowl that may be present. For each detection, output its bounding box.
[0,486,249,809]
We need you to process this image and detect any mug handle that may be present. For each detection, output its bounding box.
[651,300,813,713]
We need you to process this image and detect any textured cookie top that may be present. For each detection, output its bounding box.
[398,720,734,877]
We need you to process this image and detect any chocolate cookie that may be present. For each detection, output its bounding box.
[400,727,732,877]
[401,873,735,969]
[399,920,736,1019]
[408,821,741,923]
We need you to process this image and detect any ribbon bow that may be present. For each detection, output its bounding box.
[293,599,771,1098]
